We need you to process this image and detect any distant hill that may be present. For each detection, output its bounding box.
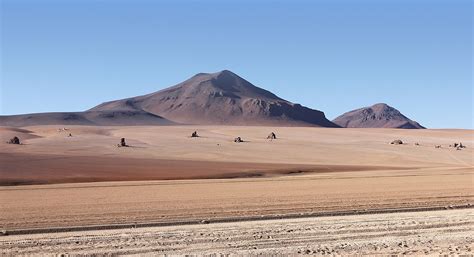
[90,70,339,127]
[0,110,174,127]
[1,70,338,127]
[332,103,425,129]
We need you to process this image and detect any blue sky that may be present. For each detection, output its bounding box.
[1,0,472,128]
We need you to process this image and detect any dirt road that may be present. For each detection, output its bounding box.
[1,209,472,255]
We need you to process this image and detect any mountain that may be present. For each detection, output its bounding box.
[89,70,339,127]
[332,103,425,129]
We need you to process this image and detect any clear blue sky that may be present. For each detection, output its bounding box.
[1,0,472,128]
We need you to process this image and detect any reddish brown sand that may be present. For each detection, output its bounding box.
[0,153,411,185]
[1,166,472,231]
[0,125,472,255]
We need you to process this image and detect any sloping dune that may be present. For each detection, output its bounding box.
[0,127,42,142]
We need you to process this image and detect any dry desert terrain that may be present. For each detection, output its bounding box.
[0,125,473,254]
[2,209,472,255]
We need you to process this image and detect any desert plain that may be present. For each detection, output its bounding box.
[0,125,473,255]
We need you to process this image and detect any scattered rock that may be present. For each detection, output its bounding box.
[391,139,403,145]
[398,242,408,247]
[267,132,277,140]
[7,136,20,145]
[450,142,466,149]
[118,138,129,147]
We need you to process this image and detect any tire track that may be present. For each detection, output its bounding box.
[2,204,472,236]
[1,209,472,255]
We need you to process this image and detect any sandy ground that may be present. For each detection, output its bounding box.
[1,126,473,166]
[1,168,473,231]
[1,153,409,185]
[1,125,473,184]
[0,125,473,254]
[1,209,472,255]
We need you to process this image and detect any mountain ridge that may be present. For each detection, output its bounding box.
[89,70,339,127]
[1,70,338,127]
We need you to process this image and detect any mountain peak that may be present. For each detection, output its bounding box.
[333,103,425,129]
[211,70,245,83]
[371,103,389,108]
[193,69,236,78]
[370,103,394,111]
[216,69,235,75]
[369,103,399,114]
[213,69,239,80]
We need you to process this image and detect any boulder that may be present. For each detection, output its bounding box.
[390,139,403,145]
[8,136,20,145]
[267,132,277,140]
[118,138,129,147]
